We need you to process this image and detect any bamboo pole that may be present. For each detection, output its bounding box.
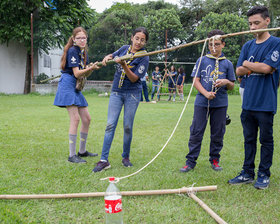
[96,27,280,65]
[40,27,280,83]
[0,185,216,200]
[188,193,227,224]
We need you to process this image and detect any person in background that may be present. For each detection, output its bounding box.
[54,27,100,163]
[180,29,235,173]
[176,67,186,101]
[151,66,161,101]
[237,75,246,101]
[228,6,280,189]
[92,27,149,172]
[167,65,177,102]
[140,72,150,102]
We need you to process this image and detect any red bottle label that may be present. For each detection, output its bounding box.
[105,198,122,213]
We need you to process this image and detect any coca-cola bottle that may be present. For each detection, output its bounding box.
[105,177,123,224]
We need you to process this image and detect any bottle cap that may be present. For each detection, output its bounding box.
[109,177,115,182]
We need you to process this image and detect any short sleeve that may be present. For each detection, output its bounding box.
[66,47,80,68]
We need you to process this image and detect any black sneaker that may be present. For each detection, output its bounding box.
[180,165,193,173]
[228,170,254,185]
[92,161,111,172]
[122,158,133,167]
[211,159,223,171]
[254,174,270,190]
[78,151,98,157]
[68,155,87,163]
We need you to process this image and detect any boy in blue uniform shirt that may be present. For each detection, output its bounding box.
[180,29,235,173]
[151,66,162,101]
[228,6,280,189]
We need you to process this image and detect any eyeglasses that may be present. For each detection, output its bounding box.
[75,37,87,41]
[134,37,146,44]
[209,43,221,47]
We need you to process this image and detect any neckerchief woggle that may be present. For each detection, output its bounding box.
[118,45,147,88]
[206,53,226,92]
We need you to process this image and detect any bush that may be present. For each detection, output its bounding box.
[35,73,49,84]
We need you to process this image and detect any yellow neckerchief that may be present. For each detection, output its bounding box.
[79,48,86,69]
[118,45,147,88]
[206,54,226,91]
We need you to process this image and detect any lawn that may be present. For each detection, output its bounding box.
[0,91,279,223]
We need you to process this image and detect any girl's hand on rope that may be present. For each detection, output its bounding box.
[114,56,126,66]
[102,54,113,66]
[205,91,216,100]
[88,62,102,71]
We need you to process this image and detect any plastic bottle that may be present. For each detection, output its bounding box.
[104,177,123,224]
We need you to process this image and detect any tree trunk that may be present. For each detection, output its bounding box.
[24,52,31,94]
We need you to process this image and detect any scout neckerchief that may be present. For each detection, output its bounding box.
[206,53,226,92]
[79,48,86,69]
[118,45,147,88]
[75,48,87,91]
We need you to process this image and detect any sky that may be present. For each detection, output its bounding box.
[88,0,182,13]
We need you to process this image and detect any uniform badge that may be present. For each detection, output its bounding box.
[271,50,279,62]
[138,65,145,74]
[71,56,77,64]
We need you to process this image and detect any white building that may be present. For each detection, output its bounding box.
[0,42,62,94]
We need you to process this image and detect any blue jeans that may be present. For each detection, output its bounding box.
[151,83,160,100]
[186,106,227,168]
[101,91,141,161]
[140,81,150,102]
[241,109,274,177]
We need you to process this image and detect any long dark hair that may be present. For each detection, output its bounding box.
[61,27,88,70]
[131,27,149,42]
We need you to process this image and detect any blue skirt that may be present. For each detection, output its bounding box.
[53,73,88,107]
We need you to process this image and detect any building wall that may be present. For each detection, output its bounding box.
[36,48,63,79]
[0,42,27,94]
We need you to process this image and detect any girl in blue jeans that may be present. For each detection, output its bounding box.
[93,27,150,172]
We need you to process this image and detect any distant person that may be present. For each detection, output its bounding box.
[176,67,186,101]
[237,75,247,101]
[167,65,177,102]
[180,29,235,173]
[140,72,150,102]
[151,66,162,101]
[228,6,280,189]
[92,27,149,172]
[54,27,100,163]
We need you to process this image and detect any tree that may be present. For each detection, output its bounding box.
[145,8,184,61]
[0,0,95,93]
[194,12,249,65]
[88,2,144,80]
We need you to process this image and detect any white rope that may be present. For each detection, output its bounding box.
[101,37,210,182]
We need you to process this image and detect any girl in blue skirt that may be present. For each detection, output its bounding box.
[54,27,100,163]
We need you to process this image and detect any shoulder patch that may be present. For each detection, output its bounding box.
[271,50,279,62]
[138,65,145,74]
[71,56,77,64]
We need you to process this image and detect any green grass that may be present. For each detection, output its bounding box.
[0,92,280,223]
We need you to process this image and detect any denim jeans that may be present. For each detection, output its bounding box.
[151,83,160,100]
[186,106,227,168]
[101,91,141,161]
[241,109,274,177]
[140,81,150,102]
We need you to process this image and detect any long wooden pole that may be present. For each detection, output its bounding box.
[40,27,280,83]
[0,186,216,200]
[188,193,227,224]
[97,27,280,65]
